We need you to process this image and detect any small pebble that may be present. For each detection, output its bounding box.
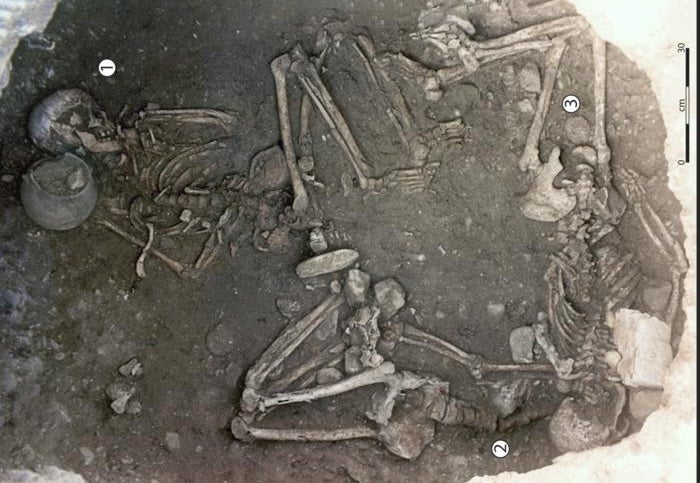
[345,269,371,306]
[118,358,143,377]
[298,156,314,173]
[105,382,132,401]
[486,302,506,322]
[509,326,535,363]
[79,447,94,466]
[1,174,14,183]
[110,395,131,415]
[276,298,301,319]
[374,278,406,320]
[316,367,343,385]
[309,227,328,254]
[517,99,534,114]
[179,209,192,223]
[329,280,342,294]
[165,432,181,453]
[519,62,541,93]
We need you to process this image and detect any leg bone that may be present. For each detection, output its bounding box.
[244,294,345,393]
[267,342,346,393]
[592,33,611,186]
[270,54,310,213]
[519,40,567,172]
[289,45,373,189]
[232,417,376,443]
[251,362,395,412]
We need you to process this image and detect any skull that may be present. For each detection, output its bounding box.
[28,89,117,154]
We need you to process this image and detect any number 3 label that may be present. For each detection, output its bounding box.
[562,95,581,113]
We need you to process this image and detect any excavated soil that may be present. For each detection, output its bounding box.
[0,0,684,482]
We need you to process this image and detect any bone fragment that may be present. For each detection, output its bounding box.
[520,146,576,221]
[97,219,187,277]
[533,320,582,380]
[135,223,155,278]
[476,16,587,50]
[271,54,309,213]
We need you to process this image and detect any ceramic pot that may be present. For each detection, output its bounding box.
[20,153,98,230]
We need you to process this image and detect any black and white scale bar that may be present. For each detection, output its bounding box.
[685,47,690,164]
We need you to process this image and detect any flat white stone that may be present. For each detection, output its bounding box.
[612,309,673,389]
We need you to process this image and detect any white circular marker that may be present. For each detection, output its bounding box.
[491,440,510,458]
[99,59,116,77]
[562,94,581,113]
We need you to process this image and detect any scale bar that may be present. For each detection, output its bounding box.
[685,48,690,163]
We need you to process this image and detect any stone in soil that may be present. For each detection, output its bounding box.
[519,62,541,93]
[378,409,436,460]
[296,249,359,278]
[329,280,342,294]
[165,432,181,453]
[486,302,506,322]
[118,358,143,377]
[548,397,612,452]
[316,367,344,385]
[612,308,672,388]
[374,278,406,319]
[517,99,534,114]
[79,447,95,466]
[344,347,363,375]
[205,322,237,356]
[509,326,535,363]
[276,298,301,319]
[110,394,132,415]
[563,115,592,144]
[345,268,370,306]
[105,381,133,401]
[309,227,328,254]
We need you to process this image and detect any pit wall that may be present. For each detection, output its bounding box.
[0,0,695,481]
[0,0,59,95]
[474,0,697,481]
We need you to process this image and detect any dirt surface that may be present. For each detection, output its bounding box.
[0,0,685,482]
